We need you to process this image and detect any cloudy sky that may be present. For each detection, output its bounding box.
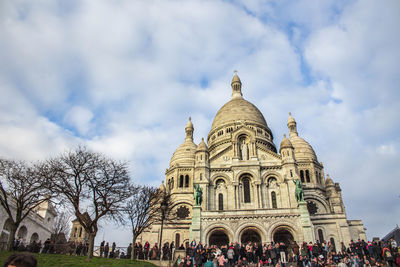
[1,0,399,246]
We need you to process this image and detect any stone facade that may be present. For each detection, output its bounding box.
[0,200,56,249]
[140,73,367,249]
[69,218,89,243]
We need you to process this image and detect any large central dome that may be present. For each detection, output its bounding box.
[209,72,270,134]
[211,98,268,131]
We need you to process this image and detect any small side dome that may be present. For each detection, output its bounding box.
[279,134,293,151]
[289,135,318,161]
[196,138,208,152]
[325,174,334,186]
[286,112,317,160]
[170,141,197,167]
[170,118,197,167]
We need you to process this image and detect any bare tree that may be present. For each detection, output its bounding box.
[0,159,51,251]
[125,184,173,260]
[41,146,132,259]
[52,210,71,241]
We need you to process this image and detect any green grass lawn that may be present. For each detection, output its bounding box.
[0,251,156,267]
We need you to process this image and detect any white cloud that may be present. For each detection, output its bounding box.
[304,0,400,109]
[376,144,397,156]
[64,106,93,136]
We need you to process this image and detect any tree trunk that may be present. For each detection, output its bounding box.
[131,233,136,260]
[6,224,18,251]
[87,232,96,260]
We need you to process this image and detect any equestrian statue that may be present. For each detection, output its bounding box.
[293,179,304,202]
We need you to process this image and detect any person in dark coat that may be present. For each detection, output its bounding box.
[104,242,109,258]
[270,243,280,266]
[127,243,132,259]
[234,242,240,263]
[75,242,83,256]
[170,241,175,260]
[194,248,202,267]
[255,243,262,263]
[240,244,246,260]
[100,240,105,257]
[42,238,51,254]
[162,242,170,260]
[110,242,116,258]
[138,242,144,259]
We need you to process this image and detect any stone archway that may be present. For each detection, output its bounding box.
[0,219,13,246]
[273,228,294,246]
[209,229,230,247]
[17,226,27,241]
[30,233,39,243]
[240,229,261,244]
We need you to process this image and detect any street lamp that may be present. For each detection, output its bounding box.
[159,200,167,259]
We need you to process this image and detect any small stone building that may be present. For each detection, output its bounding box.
[69,214,89,243]
[140,73,367,249]
[0,200,56,250]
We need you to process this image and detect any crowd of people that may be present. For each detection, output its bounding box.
[7,238,119,257]
[4,237,400,266]
[131,241,174,260]
[98,241,127,259]
[132,238,399,267]
[7,238,64,254]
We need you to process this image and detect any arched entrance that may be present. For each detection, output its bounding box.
[30,233,39,243]
[241,229,261,244]
[17,226,27,241]
[209,230,229,247]
[273,228,294,246]
[0,219,13,246]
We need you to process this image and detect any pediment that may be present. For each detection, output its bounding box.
[209,144,232,163]
[257,144,281,161]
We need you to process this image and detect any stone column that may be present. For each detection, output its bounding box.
[233,142,238,159]
[234,185,237,209]
[205,185,209,211]
[189,206,202,243]
[238,185,241,209]
[298,201,314,243]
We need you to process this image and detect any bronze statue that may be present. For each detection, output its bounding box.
[293,179,304,202]
[194,184,203,206]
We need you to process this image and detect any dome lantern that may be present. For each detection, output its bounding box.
[287,112,298,137]
[185,117,194,141]
[231,70,243,99]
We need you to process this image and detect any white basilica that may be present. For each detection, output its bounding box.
[140,73,366,249]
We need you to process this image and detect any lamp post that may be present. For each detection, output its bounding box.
[159,200,167,259]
